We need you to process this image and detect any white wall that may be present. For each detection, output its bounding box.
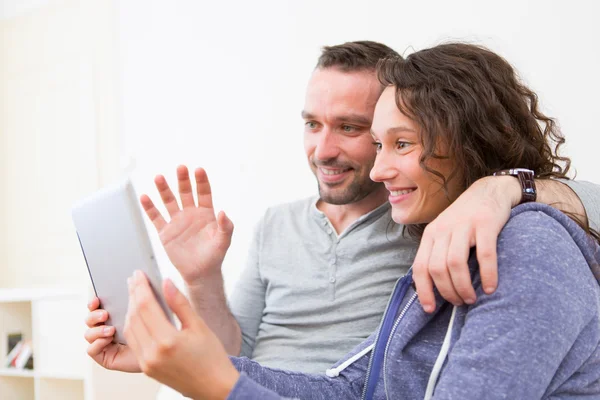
[0,0,100,288]
[116,0,600,293]
[0,1,163,398]
[0,0,51,19]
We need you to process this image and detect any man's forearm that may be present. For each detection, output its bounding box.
[536,179,588,228]
[494,176,587,226]
[185,274,242,355]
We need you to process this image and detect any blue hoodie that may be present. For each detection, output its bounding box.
[227,204,600,399]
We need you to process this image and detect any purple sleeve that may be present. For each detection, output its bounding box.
[226,356,367,400]
[228,373,290,400]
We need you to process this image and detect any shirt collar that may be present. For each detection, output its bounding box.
[309,195,391,228]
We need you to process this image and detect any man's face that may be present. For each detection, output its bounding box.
[302,68,383,205]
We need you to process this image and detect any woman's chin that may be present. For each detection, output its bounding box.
[391,209,416,225]
[391,208,434,226]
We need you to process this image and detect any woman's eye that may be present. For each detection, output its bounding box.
[396,141,411,150]
[372,142,382,153]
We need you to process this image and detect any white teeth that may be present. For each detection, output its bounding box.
[390,189,415,196]
[321,168,348,175]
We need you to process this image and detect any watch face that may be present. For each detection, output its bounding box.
[512,168,535,175]
[492,168,535,179]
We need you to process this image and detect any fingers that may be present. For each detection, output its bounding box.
[216,211,233,234]
[163,278,200,330]
[87,337,114,359]
[177,165,196,209]
[87,297,100,311]
[154,175,181,218]
[195,168,214,210]
[144,166,216,221]
[216,211,234,248]
[475,228,499,294]
[446,228,477,304]
[124,275,149,360]
[140,194,167,231]
[412,236,436,313]
[428,235,463,306]
[85,309,109,328]
[85,325,115,344]
[130,271,173,338]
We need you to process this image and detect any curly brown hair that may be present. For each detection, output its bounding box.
[376,42,599,243]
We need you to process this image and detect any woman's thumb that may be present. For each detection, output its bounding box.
[163,279,197,329]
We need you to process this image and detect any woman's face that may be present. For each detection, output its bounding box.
[369,86,460,225]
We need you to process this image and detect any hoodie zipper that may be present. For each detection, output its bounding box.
[360,277,402,400]
[362,272,414,400]
[383,292,417,399]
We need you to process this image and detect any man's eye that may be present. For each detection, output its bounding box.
[372,142,382,153]
[305,122,318,129]
[342,125,356,133]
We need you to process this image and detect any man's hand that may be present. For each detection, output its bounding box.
[412,176,520,312]
[141,165,234,285]
[124,271,239,400]
[84,297,141,373]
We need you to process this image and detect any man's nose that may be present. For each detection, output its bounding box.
[314,130,340,161]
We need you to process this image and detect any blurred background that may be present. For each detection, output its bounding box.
[1,0,598,399]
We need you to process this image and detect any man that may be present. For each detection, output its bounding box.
[85,41,600,375]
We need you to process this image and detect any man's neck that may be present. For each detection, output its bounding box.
[317,186,389,234]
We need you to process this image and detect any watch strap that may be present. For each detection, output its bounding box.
[493,168,537,204]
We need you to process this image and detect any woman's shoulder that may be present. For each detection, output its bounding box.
[497,203,600,299]
[502,203,599,260]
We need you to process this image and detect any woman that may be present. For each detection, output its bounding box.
[105,43,600,399]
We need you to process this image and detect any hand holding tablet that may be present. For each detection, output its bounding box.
[75,166,233,346]
[73,178,174,345]
[77,166,240,393]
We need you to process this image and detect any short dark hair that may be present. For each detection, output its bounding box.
[316,41,400,72]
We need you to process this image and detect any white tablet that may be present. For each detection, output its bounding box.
[72,178,174,344]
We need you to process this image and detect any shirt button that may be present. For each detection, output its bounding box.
[326,228,333,234]
[329,277,336,284]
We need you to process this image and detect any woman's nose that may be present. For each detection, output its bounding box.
[370,150,395,182]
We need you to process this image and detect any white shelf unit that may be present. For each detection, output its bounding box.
[0,288,90,400]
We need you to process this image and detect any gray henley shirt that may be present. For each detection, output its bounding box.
[229,197,415,374]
